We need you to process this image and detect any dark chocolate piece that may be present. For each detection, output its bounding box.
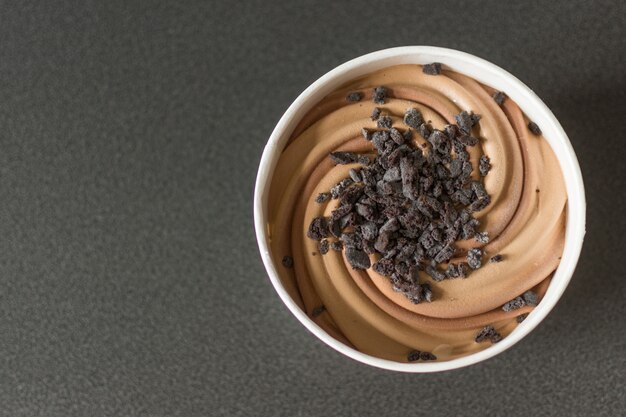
[377,115,393,129]
[307,217,330,240]
[528,121,542,135]
[517,313,529,323]
[346,92,363,102]
[371,107,381,121]
[422,62,442,75]
[467,248,482,269]
[502,296,525,311]
[330,240,343,251]
[404,108,424,129]
[522,290,538,306]
[319,239,330,255]
[479,155,491,176]
[282,256,293,268]
[372,86,388,104]
[315,192,331,204]
[475,325,502,343]
[312,305,326,317]
[345,247,371,269]
[407,350,421,362]
[329,151,359,165]
[493,91,506,105]
[475,232,489,244]
[490,254,503,263]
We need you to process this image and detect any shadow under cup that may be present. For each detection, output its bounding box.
[254,46,586,372]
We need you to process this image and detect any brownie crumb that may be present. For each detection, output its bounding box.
[423,62,442,75]
[490,254,503,263]
[307,217,330,240]
[522,290,538,306]
[345,247,371,269]
[371,107,381,121]
[315,192,331,204]
[330,240,343,251]
[475,232,489,244]
[312,305,326,317]
[319,239,330,255]
[282,256,293,268]
[420,351,437,361]
[404,108,424,129]
[377,115,393,129]
[479,155,491,176]
[467,248,483,269]
[475,325,502,343]
[407,350,437,362]
[329,151,359,165]
[517,313,529,323]
[493,91,507,105]
[502,296,525,311]
[372,86,388,104]
[528,121,542,135]
[346,92,363,102]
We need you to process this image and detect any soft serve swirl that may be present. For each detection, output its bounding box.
[267,65,566,362]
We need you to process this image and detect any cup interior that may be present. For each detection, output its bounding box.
[254,46,586,372]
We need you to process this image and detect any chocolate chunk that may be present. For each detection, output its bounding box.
[455,111,480,134]
[404,108,424,129]
[475,325,502,343]
[467,248,482,269]
[330,240,343,251]
[517,313,529,323]
[373,258,395,277]
[422,62,442,75]
[372,130,390,152]
[474,231,489,244]
[330,178,353,199]
[493,91,506,105]
[418,123,432,139]
[457,134,478,147]
[374,232,394,253]
[371,107,381,121]
[523,290,538,306]
[307,217,330,240]
[319,239,330,255]
[407,350,422,362]
[360,222,378,241]
[282,256,293,268]
[389,128,405,145]
[345,247,371,269]
[403,129,413,142]
[348,168,362,183]
[312,305,326,317]
[377,115,393,129]
[490,254,503,263]
[346,92,363,102]
[528,121,542,135]
[502,296,525,311]
[479,155,491,176]
[420,351,437,361]
[358,155,371,165]
[426,265,446,282]
[372,86,388,104]
[315,192,331,203]
[434,244,455,263]
[329,151,358,165]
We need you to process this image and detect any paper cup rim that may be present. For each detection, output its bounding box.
[254,46,586,373]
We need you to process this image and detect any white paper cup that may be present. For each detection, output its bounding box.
[254,46,586,372]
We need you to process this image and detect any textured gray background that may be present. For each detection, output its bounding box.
[0,1,624,416]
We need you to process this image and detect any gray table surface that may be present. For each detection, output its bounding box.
[0,1,624,416]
